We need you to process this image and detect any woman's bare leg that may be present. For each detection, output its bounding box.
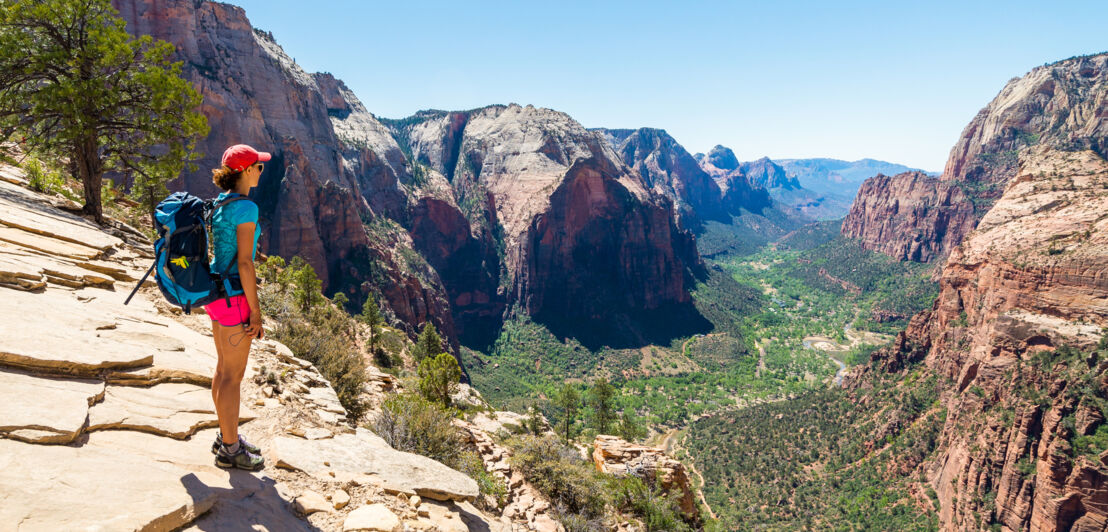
[211,320,224,422]
[212,322,252,446]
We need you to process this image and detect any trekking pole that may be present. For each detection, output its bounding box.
[123,261,157,306]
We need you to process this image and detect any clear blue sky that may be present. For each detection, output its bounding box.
[229,0,1107,171]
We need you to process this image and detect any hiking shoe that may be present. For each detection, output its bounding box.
[211,433,261,455]
[215,443,265,471]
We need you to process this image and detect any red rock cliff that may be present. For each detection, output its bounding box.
[840,171,977,263]
[111,0,458,342]
[595,128,727,231]
[844,53,1108,263]
[861,147,1108,531]
[396,106,705,347]
[112,0,705,349]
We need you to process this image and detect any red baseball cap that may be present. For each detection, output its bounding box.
[221,144,271,172]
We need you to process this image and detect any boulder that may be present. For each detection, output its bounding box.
[343,503,400,532]
[292,490,330,515]
[271,428,479,501]
[332,488,350,510]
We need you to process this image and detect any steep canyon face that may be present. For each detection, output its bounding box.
[394,110,707,348]
[112,0,705,348]
[861,147,1108,531]
[595,128,727,231]
[695,145,775,212]
[844,53,1108,263]
[840,171,978,263]
[112,0,460,344]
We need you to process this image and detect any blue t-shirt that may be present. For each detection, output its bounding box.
[210,192,260,277]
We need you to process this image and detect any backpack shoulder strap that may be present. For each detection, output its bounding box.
[204,194,250,224]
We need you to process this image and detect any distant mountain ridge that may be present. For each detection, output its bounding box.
[776,157,936,197]
[693,147,871,220]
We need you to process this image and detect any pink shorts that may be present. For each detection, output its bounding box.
[204,294,250,327]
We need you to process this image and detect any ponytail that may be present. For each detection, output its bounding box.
[212,165,242,191]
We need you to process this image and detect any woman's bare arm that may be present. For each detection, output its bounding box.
[235,222,262,338]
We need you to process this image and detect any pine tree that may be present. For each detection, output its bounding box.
[590,378,617,435]
[359,294,383,336]
[359,293,385,364]
[258,255,286,286]
[555,383,580,441]
[525,404,545,435]
[0,0,208,224]
[412,322,443,364]
[618,409,646,442]
[331,292,349,313]
[417,353,461,406]
[289,257,323,312]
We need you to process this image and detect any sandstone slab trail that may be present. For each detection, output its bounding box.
[0,172,517,531]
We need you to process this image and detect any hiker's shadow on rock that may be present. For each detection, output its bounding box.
[455,503,494,532]
[181,470,320,531]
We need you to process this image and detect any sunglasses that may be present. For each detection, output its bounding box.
[253,162,264,172]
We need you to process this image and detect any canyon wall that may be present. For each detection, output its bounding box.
[864,147,1108,531]
[844,53,1108,263]
[111,0,459,343]
[840,171,978,263]
[112,0,704,348]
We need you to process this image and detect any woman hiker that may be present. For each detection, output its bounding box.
[206,144,270,471]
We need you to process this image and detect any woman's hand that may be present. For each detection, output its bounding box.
[245,309,264,339]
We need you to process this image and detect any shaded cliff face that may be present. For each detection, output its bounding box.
[860,148,1108,531]
[518,157,706,348]
[703,144,740,171]
[694,146,773,213]
[111,0,459,343]
[844,53,1108,263]
[114,0,706,350]
[594,128,726,230]
[395,107,705,348]
[840,171,978,262]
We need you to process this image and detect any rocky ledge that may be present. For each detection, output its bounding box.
[0,163,512,531]
[592,435,698,520]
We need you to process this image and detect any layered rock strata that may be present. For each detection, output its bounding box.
[391,106,704,345]
[861,147,1108,531]
[695,145,774,212]
[0,168,518,531]
[844,52,1108,262]
[111,0,459,345]
[112,0,704,349]
[593,435,699,520]
[594,128,728,230]
[840,171,978,262]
